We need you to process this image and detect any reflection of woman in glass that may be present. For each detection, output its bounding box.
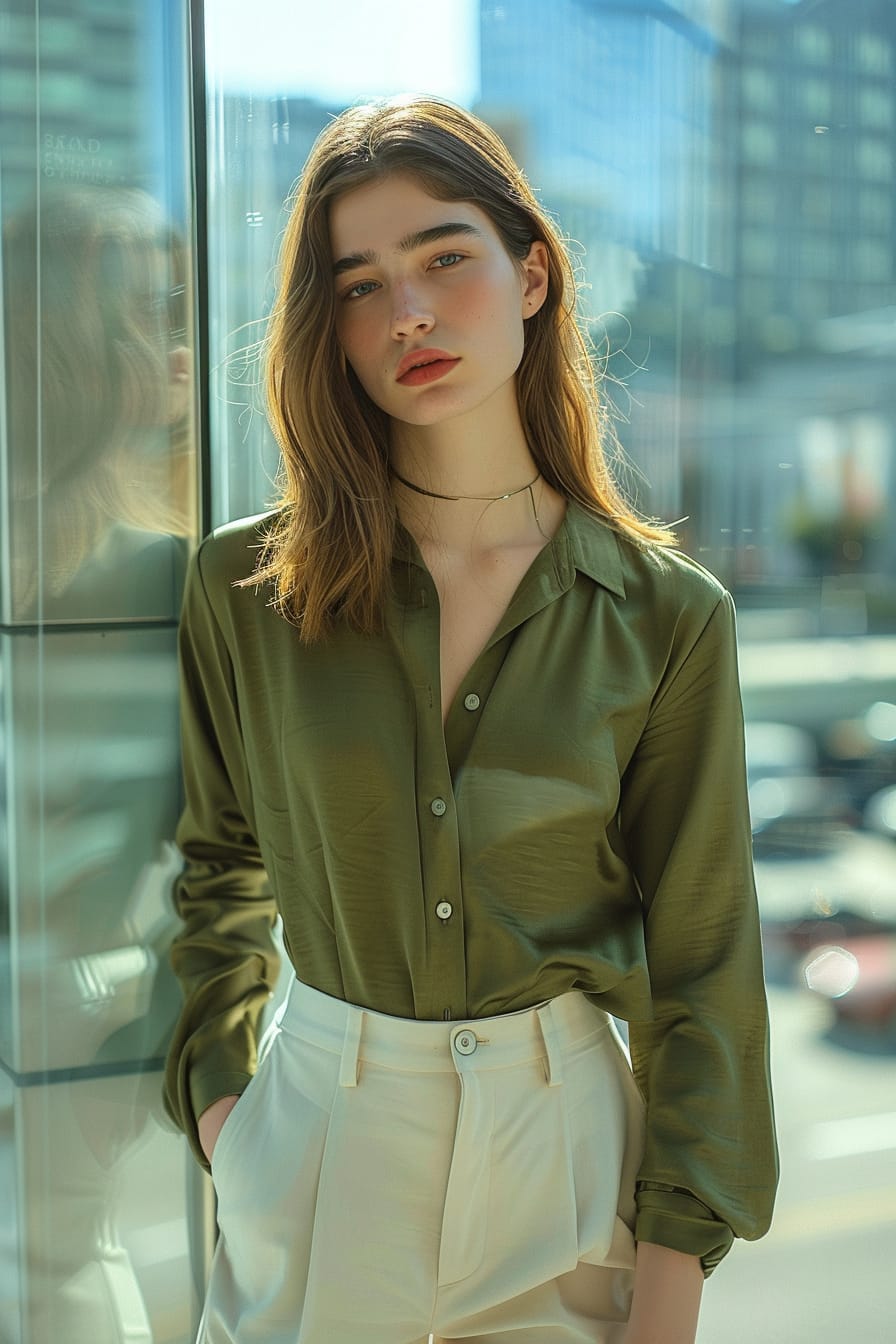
[2,185,194,1344]
[164,97,777,1344]
[4,185,193,619]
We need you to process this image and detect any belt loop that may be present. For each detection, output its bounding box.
[536,1000,564,1088]
[339,1007,364,1087]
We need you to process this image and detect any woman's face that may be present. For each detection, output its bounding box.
[329,172,548,429]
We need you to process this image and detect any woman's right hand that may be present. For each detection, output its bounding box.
[198,1093,242,1164]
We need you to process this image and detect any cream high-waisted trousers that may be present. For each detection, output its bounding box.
[198,977,646,1344]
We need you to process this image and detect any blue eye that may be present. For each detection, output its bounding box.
[344,279,378,300]
[433,253,463,269]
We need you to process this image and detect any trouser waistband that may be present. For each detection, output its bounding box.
[272,977,611,1090]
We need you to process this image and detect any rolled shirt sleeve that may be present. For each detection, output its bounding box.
[619,589,779,1274]
[162,543,280,1171]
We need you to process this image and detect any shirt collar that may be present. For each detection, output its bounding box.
[390,495,627,600]
[561,498,627,598]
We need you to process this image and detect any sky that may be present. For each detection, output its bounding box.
[205,0,481,106]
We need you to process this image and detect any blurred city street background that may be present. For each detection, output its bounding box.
[698,985,896,1342]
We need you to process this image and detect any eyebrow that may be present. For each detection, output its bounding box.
[332,222,483,276]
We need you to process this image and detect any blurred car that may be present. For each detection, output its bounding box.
[802,934,896,1052]
[864,784,896,841]
[823,701,896,818]
[746,722,896,994]
[761,905,896,987]
[744,721,855,859]
[753,824,896,986]
[749,772,854,859]
[745,721,817,782]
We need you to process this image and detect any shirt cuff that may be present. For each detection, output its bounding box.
[186,1069,253,1173]
[635,1184,734,1277]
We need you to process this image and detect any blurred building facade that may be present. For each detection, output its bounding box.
[729,0,896,614]
[478,0,896,614]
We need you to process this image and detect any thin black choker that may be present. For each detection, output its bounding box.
[390,466,542,503]
[390,466,548,540]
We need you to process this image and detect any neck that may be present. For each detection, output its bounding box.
[392,463,551,548]
[389,401,562,553]
[390,464,542,505]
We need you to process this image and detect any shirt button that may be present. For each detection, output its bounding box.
[436,901,453,920]
[463,692,481,712]
[430,797,447,816]
[454,1030,477,1056]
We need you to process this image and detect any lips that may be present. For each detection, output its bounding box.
[395,347,459,382]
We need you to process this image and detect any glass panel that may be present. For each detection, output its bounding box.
[0,2,198,1340]
[200,2,896,1342]
[2,1071,191,1342]
[0,627,182,1074]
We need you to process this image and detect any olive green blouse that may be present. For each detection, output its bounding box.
[163,498,778,1275]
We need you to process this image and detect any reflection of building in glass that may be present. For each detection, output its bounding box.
[480,0,730,278]
[728,0,895,594]
[208,96,339,521]
[478,0,738,543]
[479,0,896,599]
[736,0,894,332]
[0,1,183,214]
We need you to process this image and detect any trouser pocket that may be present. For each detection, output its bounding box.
[202,1031,342,1336]
[565,1024,644,1270]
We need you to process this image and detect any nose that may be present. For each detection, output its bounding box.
[390,280,435,340]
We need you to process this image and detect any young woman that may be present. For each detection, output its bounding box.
[163,95,778,1344]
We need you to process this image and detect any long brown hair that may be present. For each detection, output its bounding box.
[247,94,674,640]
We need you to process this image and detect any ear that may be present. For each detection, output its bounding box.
[520,240,549,319]
[168,344,191,384]
[166,344,192,424]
